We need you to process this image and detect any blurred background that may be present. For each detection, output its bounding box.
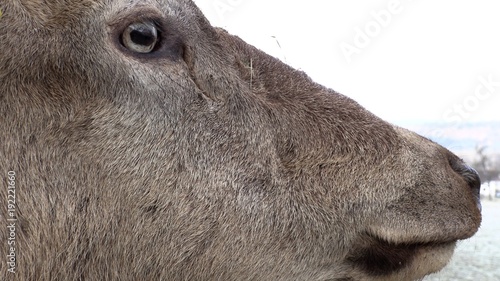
[194,0,500,280]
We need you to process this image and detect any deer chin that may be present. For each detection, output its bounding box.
[346,233,457,280]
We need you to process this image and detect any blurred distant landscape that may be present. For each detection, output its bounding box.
[401,121,500,160]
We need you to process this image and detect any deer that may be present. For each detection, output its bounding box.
[0,1,481,280]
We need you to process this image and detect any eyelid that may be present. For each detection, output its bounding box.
[108,7,164,29]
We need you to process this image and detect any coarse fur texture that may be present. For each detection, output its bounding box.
[0,0,481,280]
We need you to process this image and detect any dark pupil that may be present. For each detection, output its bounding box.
[130,27,155,46]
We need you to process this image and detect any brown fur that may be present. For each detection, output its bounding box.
[0,1,481,280]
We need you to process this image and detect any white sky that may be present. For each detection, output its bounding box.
[193,0,500,126]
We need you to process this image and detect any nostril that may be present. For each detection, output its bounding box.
[456,163,480,191]
[448,156,481,195]
[462,165,481,191]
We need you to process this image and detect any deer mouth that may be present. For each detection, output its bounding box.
[346,233,456,277]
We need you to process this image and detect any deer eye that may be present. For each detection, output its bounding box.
[121,21,159,53]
